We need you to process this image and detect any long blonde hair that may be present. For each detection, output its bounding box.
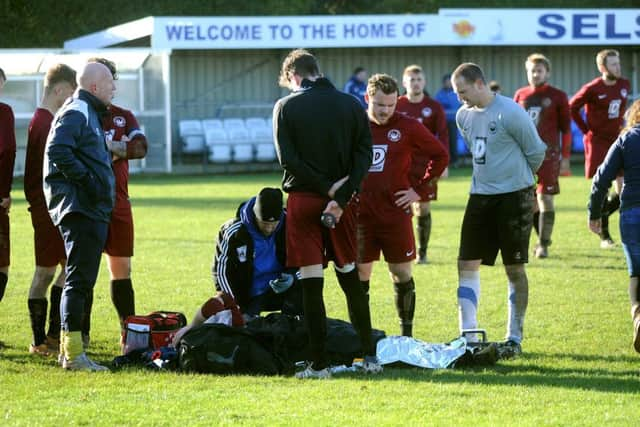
[622,99,640,135]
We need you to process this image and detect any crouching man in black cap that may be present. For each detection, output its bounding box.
[173,188,302,344]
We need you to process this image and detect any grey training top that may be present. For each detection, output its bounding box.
[456,94,546,195]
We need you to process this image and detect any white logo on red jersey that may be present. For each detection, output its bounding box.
[369,145,388,172]
[598,94,607,99]
[542,98,551,108]
[421,107,432,118]
[113,116,126,127]
[387,129,401,142]
[621,88,628,98]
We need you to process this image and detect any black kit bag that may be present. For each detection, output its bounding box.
[245,314,386,371]
[177,323,279,375]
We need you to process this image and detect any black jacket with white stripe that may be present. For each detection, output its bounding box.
[212,199,287,310]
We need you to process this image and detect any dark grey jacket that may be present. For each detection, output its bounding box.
[44,89,115,225]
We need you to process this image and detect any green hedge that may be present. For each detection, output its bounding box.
[0,0,634,47]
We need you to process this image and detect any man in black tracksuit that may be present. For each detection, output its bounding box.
[213,188,302,316]
[273,48,380,378]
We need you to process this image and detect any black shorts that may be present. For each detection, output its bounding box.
[459,187,535,266]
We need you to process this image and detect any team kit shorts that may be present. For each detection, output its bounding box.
[105,209,134,257]
[29,205,66,267]
[285,191,357,268]
[0,208,9,266]
[358,194,416,264]
[536,153,561,195]
[459,187,535,266]
[584,133,616,179]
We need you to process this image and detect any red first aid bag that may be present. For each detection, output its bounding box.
[122,311,187,354]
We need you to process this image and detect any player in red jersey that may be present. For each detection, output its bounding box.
[82,58,148,345]
[0,68,16,329]
[24,64,77,356]
[358,73,448,336]
[514,53,572,259]
[396,65,449,265]
[570,49,630,248]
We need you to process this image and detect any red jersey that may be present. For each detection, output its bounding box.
[514,84,572,158]
[570,77,630,142]
[362,112,448,205]
[24,108,54,210]
[396,95,449,149]
[0,103,16,199]
[102,104,147,216]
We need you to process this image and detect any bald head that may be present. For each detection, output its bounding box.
[78,62,115,105]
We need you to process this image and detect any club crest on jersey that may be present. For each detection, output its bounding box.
[236,245,247,262]
[621,88,628,98]
[369,145,388,172]
[113,116,126,127]
[421,107,432,118]
[488,121,497,134]
[542,98,551,108]
[387,129,401,142]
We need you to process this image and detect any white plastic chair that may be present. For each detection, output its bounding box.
[205,128,232,163]
[228,127,253,162]
[223,118,246,130]
[244,117,268,129]
[178,120,205,153]
[202,119,224,131]
[251,127,276,162]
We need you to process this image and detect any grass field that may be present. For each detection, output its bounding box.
[0,167,638,426]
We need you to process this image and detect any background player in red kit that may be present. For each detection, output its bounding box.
[24,64,77,356]
[82,58,148,344]
[514,53,571,259]
[0,67,16,327]
[396,65,449,265]
[358,74,448,337]
[570,49,630,248]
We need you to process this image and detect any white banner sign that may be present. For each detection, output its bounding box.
[152,15,439,49]
[438,9,640,45]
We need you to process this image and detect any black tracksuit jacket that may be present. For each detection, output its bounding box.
[273,77,372,207]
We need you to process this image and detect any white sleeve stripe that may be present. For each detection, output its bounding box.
[128,129,145,139]
[216,222,242,297]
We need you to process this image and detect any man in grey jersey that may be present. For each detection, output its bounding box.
[452,63,546,357]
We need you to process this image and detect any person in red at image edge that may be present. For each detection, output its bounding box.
[0,68,16,332]
[570,49,630,249]
[358,73,448,337]
[81,58,148,347]
[514,53,572,259]
[396,64,449,265]
[24,64,77,356]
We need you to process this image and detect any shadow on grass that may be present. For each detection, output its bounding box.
[134,197,243,210]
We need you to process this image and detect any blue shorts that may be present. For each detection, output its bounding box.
[620,207,640,277]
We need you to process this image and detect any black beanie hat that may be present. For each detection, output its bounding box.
[254,188,283,221]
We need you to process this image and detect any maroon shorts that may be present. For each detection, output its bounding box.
[536,154,561,195]
[358,195,416,264]
[285,192,357,268]
[104,210,134,257]
[29,206,66,267]
[584,134,615,179]
[0,208,9,266]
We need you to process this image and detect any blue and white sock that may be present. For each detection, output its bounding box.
[458,270,480,340]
